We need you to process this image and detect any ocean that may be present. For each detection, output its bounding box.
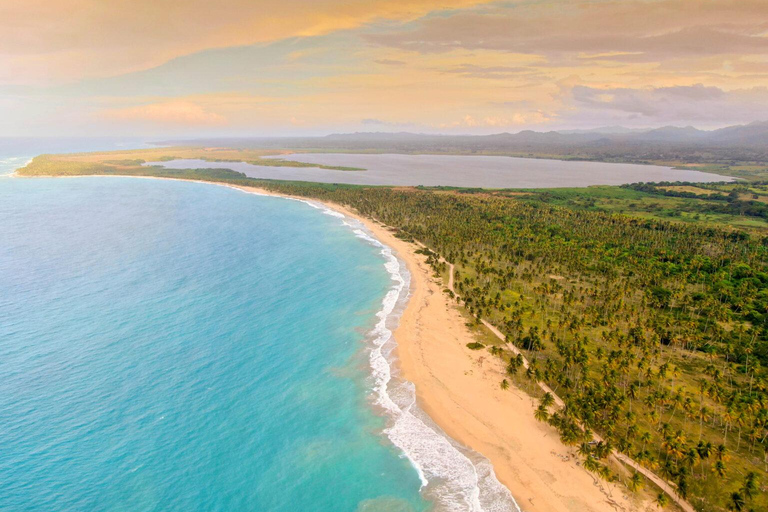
[0,152,517,511]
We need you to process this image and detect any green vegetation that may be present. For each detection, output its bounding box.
[103,158,147,166]
[669,164,768,183]
[625,181,768,222]
[196,154,364,171]
[18,154,247,181]
[17,147,364,176]
[16,150,768,511]
[514,182,768,232]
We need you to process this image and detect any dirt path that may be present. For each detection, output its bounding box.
[442,261,694,512]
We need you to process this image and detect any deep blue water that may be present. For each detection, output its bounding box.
[0,177,429,511]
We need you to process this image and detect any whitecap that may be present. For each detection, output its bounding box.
[318,208,520,512]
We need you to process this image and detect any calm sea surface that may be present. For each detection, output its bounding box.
[153,153,731,188]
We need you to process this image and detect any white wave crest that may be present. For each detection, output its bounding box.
[332,215,519,512]
[221,186,521,511]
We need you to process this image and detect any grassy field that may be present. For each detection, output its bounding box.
[16,147,365,176]
[505,184,768,232]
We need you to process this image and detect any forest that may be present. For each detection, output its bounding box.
[17,154,768,511]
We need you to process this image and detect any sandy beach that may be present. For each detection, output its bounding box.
[360,224,658,512]
[226,183,656,512]
[24,175,656,511]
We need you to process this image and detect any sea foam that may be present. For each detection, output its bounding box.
[214,185,520,511]
[307,201,520,512]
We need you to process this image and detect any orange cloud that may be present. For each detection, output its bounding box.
[368,0,768,61]
[0,0,495,84]
[4,0,768,134]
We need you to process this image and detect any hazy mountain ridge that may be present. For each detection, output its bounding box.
[163,121,768,164]
[320,121,768,146]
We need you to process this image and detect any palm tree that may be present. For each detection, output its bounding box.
[541,392,555,409]
[525,365,536,381]
[683,448,698,469]
[534,404,549,422]
[655,492,669,509]
[713,460,727,477]
[597,463,612,481]
[741,472,757,501]
[727,491,745,511]
[640,431,652,453]
[697,406,711,440]
[582,455,600,473]
[500,379,510,390]
[696,440,712,477]
[628,472,643,492]
[716,444,727,461]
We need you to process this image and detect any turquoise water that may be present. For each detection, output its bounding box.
[0,177,430,511]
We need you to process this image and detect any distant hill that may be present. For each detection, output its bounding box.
[557,126,650,135]
[162,121,768,164]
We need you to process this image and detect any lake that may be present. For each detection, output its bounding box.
[152,153,731,188]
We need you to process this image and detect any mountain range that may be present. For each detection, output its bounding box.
[166,121,768,164]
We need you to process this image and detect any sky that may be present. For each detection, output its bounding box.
[1,0,767,137]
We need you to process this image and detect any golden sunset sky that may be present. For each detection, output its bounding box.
[2,0,767,135]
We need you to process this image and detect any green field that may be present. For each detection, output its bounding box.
[17,147,364,177]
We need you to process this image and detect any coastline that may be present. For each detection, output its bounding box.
[318,193,655,512]
[16,174,655,511]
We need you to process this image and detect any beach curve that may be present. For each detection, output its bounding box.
[16,174,658,512]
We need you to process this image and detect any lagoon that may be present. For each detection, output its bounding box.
[153,153,731,188]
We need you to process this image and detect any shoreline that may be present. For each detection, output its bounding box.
[325,197,655,512]
[16,174,655,511]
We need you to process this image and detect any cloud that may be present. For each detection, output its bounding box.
[440,63,546,80]
[360,118,423,129]
[374,59,407,66]
[437,111,553,129]
[568,84,768,125]
[103,101,227,126]
[3,0,768,135]
[366,0,768,61]
[0,0,493,84]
